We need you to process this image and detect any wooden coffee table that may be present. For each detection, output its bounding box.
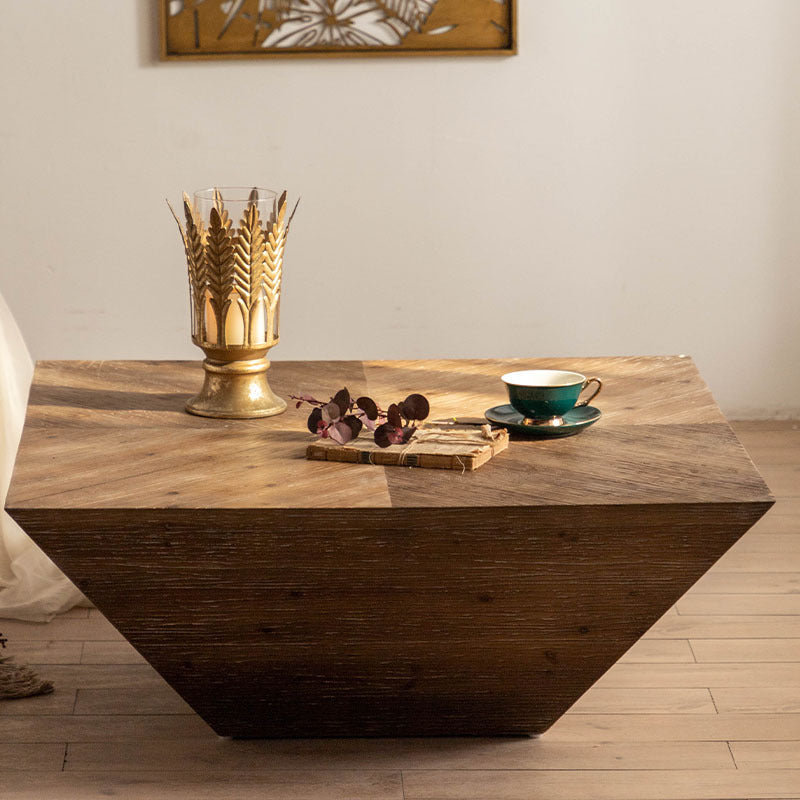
[5,357,772,738]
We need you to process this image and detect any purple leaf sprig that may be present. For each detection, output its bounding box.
[290,388,430,448]
[374,394,430,447]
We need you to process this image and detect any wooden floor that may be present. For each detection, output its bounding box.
[0,420,797,800]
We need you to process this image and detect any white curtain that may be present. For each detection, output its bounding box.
[0,293,85,621]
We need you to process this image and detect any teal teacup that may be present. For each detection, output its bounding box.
[501,369,603,424]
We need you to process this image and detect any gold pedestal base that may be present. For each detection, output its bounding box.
[185,357,287,419]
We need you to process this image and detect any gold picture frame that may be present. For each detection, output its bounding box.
[160,1,517,60]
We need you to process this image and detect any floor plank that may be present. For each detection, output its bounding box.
[691,637,800,662]
[647,614,800,638]
[548,712,800,742]
[401,768,800,800]
[1,771,403,800]
[0,714,214,743]
[26,664,166,691]
[2,641,83,664]
[688,571,800,594]
[594,662,800,688]
[713,549,800,572]
[0,743,66,771]
[0,616,123,642]
[81,641,147,665]
[0,690,76,715]
[73,687,195,716]
[730,740,800,768]
[711,687,800,713]
[725,533,800,553]
[567,687,716,714]
[677,593,800,615]
[62,739,735,772]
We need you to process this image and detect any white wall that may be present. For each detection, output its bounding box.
[1,0,798,417]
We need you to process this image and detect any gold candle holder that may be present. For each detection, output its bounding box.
[170,186,296,419]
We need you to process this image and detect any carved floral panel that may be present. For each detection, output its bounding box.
[161,0,515,58]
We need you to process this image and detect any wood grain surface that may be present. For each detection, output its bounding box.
[4,358,773,737]
[5,357,771,509]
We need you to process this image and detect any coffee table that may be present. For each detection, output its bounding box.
[5,357,772,737]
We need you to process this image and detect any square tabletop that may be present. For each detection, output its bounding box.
[6,356,772,513]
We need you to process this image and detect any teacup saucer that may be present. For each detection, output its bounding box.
[485,404,602,438]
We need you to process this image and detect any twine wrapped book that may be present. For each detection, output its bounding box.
[307,421,509,471]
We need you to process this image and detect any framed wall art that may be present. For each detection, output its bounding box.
[160,1,516,60]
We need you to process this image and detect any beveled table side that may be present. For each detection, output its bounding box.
[5,357,773,737]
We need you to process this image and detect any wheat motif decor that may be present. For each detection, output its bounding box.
[170,187,297,418]
[161,0,515,59]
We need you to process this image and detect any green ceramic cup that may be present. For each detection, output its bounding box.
[501,370,603,421]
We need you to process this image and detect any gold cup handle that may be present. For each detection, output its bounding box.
[576,377,602,407]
